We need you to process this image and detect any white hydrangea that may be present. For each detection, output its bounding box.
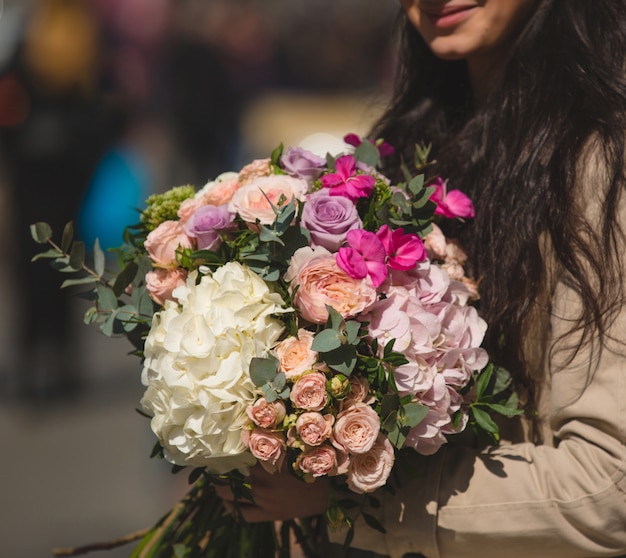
[140,262,288,474]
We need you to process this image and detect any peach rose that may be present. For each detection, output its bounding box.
[332,403,380,454]
[144,220,194,267]
[238,158,272,184]
[296,412,334,446]
[145,267,188,305]
[346,434,395,494]
[423,223,447,260]
[246,398,286,429]
[341,375,373,409]
[290,372,329,411]
[296,444,338,478]
[286,247,377,324]
[201,173,241,206]
[243,428,286,473]
[229,175,308,225]
[274,329,318,379]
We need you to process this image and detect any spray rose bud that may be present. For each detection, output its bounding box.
[328,374,351,399]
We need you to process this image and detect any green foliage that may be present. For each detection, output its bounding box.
[30,220,152,352]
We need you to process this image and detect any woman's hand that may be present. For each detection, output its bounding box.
[215,464,330,523]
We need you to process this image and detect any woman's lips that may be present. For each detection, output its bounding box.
[423,5,477,29]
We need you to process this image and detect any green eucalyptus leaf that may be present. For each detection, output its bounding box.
[382,409,398,432]
[385,423,406,449]
[380,394,400,418]
[353,140,380,168]
[344,320,361,345]
[323,345,357,376]
[326,305,344,331]
[31,249,64,261]
[93,238,105,277]
[30,222,52,244]
[259,226,285,246]
[311,329,342,352]
[96,283,118,312]
[249,356,278,387]
[112,261,139,297]
[402,402,429,428]
[262,384,278,403]
[100,310,117,337]
[61,276,97,288]
[69,241,85,270]
[83,306,98,325]
[407,174,425,196]
[273,372,286,391]
[61,221,74,253]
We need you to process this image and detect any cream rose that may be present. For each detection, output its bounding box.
[332,403,380,454]
[229,175,308,225]
[274,329,318,379]
[144,220,194,267]
[145,268,188,305]
[296,412,334,446]
[290,372,329,411]
[246,398,286,430]
[287,247,377,324]
[346,434,395,494]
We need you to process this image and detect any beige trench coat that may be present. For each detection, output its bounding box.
[335,147,626,557]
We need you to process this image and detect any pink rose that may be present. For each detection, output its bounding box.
[296,444,338,478]
[144,220,194,267]
[243,428,286,473]
[145,267,188,305]
[238,158,272,185]
[332,403,380,454]
[296,412,334,446]
[229,175,308,225]
[342,375,373,408]
[246,398,287,429]
[290,372,329,411]
[177,196,205,224]
[300,190,362,251]
[287,247,377,324]
[274,329,318,379]
[346,434,395,494]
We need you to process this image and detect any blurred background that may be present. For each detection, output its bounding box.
[0,0,398,556]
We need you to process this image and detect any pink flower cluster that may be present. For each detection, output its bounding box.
[243,330,394,493]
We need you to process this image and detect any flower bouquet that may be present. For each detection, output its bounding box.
[32,134,521,557]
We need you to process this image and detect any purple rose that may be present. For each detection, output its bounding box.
[280,147,326,182]
[184,204,235,251]
[301,190,362,251]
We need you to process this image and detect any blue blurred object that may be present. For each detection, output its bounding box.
[78,146,151,251]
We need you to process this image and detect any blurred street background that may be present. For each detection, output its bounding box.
[0,0,397,556]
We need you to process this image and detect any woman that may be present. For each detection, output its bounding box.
[221,1,626,556]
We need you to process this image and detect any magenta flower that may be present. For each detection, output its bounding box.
[337,229,388,288]
[320,155,375,201]
[430,178,475,219]
[376,224,426,271]
[344,133,395,157]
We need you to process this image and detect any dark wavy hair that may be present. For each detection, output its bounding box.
[372,1,626,402]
